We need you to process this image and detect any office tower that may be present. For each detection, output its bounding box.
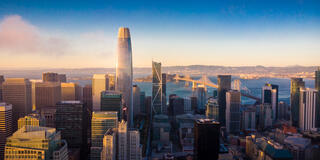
[128,129,142,160]
[217,75,231,126]
[92,74,109,111]
[58,74,67,82]
[116,27,133,127]
[91,111,118,160]
[101,91,122,120]
[0,103,12,160]
[61,82,82,101]
[42,72,59,82]
[108,74,115,91]
[4,126,68,160]
[83,84,93,111]
[55,101,89,159]
[0,75,4,102]
[162,73,167,113]
[196,85,207,112]
[194,119,220,160]
[118,120,127,160]
[145,96,152,116]
[241,108,256,131]
[40,106,56,128]
[153,114,171,145]
[206,98,219,120]
[101,129,116,160]
[17,113,45,129]
[168,94,184,116]
[299,88,319,131]
[30,79,42,111]
[133,85,141,118]
[290,78,305,127]
[140,92,146,114]
[190,96,198,112]
[226,90,241,134]
[152,61,166,115]
[316,67,320,91]
[259,103,273,130]
[278,101,290,120]
[262,83,278,120]
[35,82,61,110]
[184,97,192,113]
[2,78,32,131]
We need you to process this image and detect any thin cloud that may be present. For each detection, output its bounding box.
[0,15,69,55]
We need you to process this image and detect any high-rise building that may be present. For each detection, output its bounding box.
[183,97,192,114]
[206,98,219,120]
[91,111,118,160]
[30,79,42,111]
[4,126,68,160]
[127,129,142,160]
[290,78,305,127]
[42,72,59,82]
[58,74,67,83]
[262,83,278,120]
[194,119,220,160]
[140,92,146,114]
[217,75,231,126]
[278,101,290,120]
[116,27,133,127]
[316,67,320,92]
[108,74,115,91]
[61,82,82,101]
[92,74,109,111]
[259,103,273,130]
[162,73,167,113]
[196,85,207,112]
[40,106,56,128]
[0,103,12,160]
[190,96,198,112]
[101,91,122,120]
[133,85,141,118]
[152,61,165,114]
[168,94,185,116]
[55,101,89,159]
[0,75,4,102]
[226,90,241,134]
[83,84,93,112]
[299,88,319,131]
[35,82,61,110]
[17,113,45,129]
[241,107,256,131]
[118,120,127,160]
[101,129,116,160]
[2,78,32,131]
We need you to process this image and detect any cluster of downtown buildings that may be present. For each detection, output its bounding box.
[0,26,320,160]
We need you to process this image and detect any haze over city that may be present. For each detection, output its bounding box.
[0,0,319,68]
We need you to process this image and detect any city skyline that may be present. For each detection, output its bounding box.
[0,0,320,68]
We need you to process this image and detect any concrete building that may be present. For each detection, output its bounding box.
[226,90,241,134]
[127,129,141,160]
[91,111,118,160]
[217,75,231,126]
[262,83,279,120]
[100,91,122,120]
[55,101,89,159]
[259,103,273,130]
[196,85,207,112]
[0,75,5,102]
[61,82,82,101]
[40,106,56,128]
[2,78,32,131]
[35,82,61,110]
[241,108,256,131]
[116,27,133,127]
[118,120,127,160]
[4,126,68,160]
[18,113,45,129]
[206,98,219,120]
[284,136,311,160]
[101,129,116,160]
[299,88,319,132]
[83,84,93,111]
[291,78,305,127]
[153,114,170,146]
[0,103,12,160]
[92,74,109,111]
[30,79,42,111]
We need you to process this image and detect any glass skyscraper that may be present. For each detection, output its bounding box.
[217,75,231,126]
[116,27,133,127]
[290,78,305,127]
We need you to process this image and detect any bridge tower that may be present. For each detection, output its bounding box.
[184,74,191,87]
[232,79,241,91]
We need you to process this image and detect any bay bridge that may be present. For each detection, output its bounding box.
[173,74,261,102]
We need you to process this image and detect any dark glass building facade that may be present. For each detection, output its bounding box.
[290,78,305,127]
[217,75,231,126]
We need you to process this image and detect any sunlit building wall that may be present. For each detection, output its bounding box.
[61,82,81,101]
[35,82,61,110]
[101,129,116,160]
[92,74,109,111]
[0,103,12,160]
[18,113,45,129]
[290,78,305,127]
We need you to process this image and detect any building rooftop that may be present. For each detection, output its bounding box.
[196,118,220,124]
[59,100,81,104]
[11,126,57,139]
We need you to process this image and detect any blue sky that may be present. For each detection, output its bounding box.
[0,0,319,68]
